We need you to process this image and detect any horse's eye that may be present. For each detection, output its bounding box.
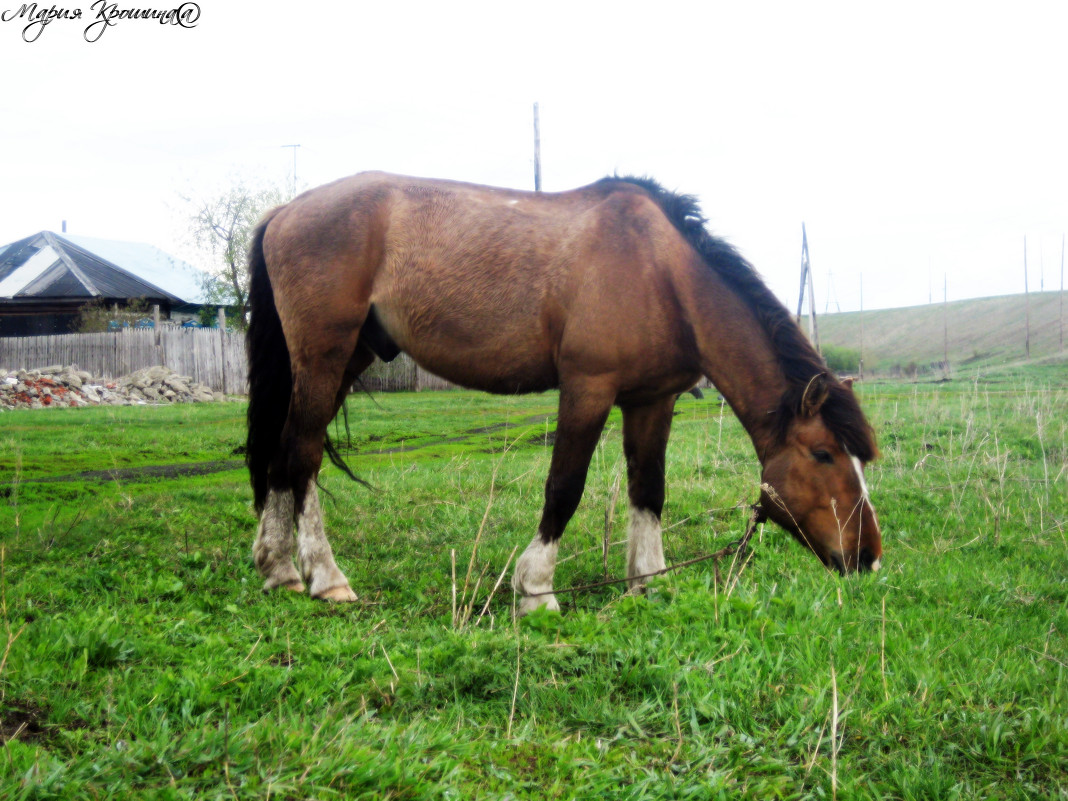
[812,450,834,465]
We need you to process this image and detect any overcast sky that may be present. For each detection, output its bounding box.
[2,1,1066,312]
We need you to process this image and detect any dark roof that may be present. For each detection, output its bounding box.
[0,231,210,307]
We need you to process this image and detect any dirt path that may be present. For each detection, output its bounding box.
[19,413,558,484]
[19,460,247,484]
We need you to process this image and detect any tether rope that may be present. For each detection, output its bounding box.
[521,502,767,600]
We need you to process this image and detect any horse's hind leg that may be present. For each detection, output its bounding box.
[294,482,351,600]
[254,486,301,592]
[265,329,373,601]
[621,396,676,590]
[514,381,614,615]
[253,345,369,596]
[292,340,381,601]
[254,341,380,597]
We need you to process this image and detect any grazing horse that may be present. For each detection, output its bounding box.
[246,172,882,612]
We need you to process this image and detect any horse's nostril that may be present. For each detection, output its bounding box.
[859,547,876,572]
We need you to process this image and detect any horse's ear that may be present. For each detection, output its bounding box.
[800,374,830,418]
[841,376,855,391]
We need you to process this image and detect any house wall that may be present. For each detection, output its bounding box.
[0,312,79,337]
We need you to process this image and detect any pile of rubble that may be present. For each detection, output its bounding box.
[0,365,224,410]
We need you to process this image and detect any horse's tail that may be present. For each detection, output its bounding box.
[245,211,290,513]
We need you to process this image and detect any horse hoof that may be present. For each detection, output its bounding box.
[517,594,560,617]
[263,579,306,594]
[625,576,657,593]
[625,581,663,600]
[314,585,358,603]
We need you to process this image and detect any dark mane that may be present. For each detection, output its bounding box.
[604,175,878,461]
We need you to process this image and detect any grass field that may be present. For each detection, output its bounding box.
[817,291,1065,373]
[1,363,1066,799]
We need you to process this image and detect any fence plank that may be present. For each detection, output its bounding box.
[0,330,249,394]
[0,332,455,393]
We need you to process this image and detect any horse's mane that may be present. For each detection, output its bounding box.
[602,175,877,461]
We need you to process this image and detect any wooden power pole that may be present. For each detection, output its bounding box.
[796,223,819,353]
[943,274,949,378]
[1024,236,1031,360]
[859,274,865,379]
[1060,233,1064,352]
[533,102,542,192]
[282,144,300,198]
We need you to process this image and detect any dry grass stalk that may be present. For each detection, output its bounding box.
[830,655,840,801]
[450,549,457,628]
[761,483,836,576]
[0,547,28,700]
[475,544,519,625]
[456,428,542,629]
[507,599,522,739]
[603,461,624,579]
[671,681,684,762]
[381,643,399,682]
[881,596,889,702]
[460,464,498,609]
[457,564,490,631]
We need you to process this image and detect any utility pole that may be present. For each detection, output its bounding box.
[533,103,542,191]
[943,274,949,378]
[1060,234,1064,352]
[824,270,840,314]
[1024,236,1031,360]
[1040,239,1045,292]
[859,274,865,379]
[282,144,301,198]
[796,223,819,353]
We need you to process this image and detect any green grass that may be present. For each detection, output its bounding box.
[1,365,1066,799]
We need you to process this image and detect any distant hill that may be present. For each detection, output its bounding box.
[815,292,1066,374]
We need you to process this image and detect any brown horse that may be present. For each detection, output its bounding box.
[246,172,882,612]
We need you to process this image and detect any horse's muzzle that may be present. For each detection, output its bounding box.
[827,546,881,575]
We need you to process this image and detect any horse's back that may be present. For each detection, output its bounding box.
[263,173,703,396]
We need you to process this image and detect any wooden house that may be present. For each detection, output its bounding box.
[0,231,213,336]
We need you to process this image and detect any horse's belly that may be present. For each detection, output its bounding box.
[403,340,558,394]
[372,301,558,394]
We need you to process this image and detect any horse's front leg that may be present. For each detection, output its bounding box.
[514,383,613,615]
[621,396,676,590]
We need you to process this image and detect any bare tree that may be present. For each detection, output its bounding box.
[185,180,286,325]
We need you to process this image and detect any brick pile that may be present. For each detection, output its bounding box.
[0,365,223,410]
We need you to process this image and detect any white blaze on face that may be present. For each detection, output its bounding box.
[850,455,881,571]
[850,456,869,499]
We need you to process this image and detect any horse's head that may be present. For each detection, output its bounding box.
[758,376,882,574]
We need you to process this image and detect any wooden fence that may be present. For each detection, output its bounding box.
[359,355,456,392]
[0,329,246,394]
[0,330,453,394]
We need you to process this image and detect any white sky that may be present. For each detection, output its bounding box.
[2,1,1066,311]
